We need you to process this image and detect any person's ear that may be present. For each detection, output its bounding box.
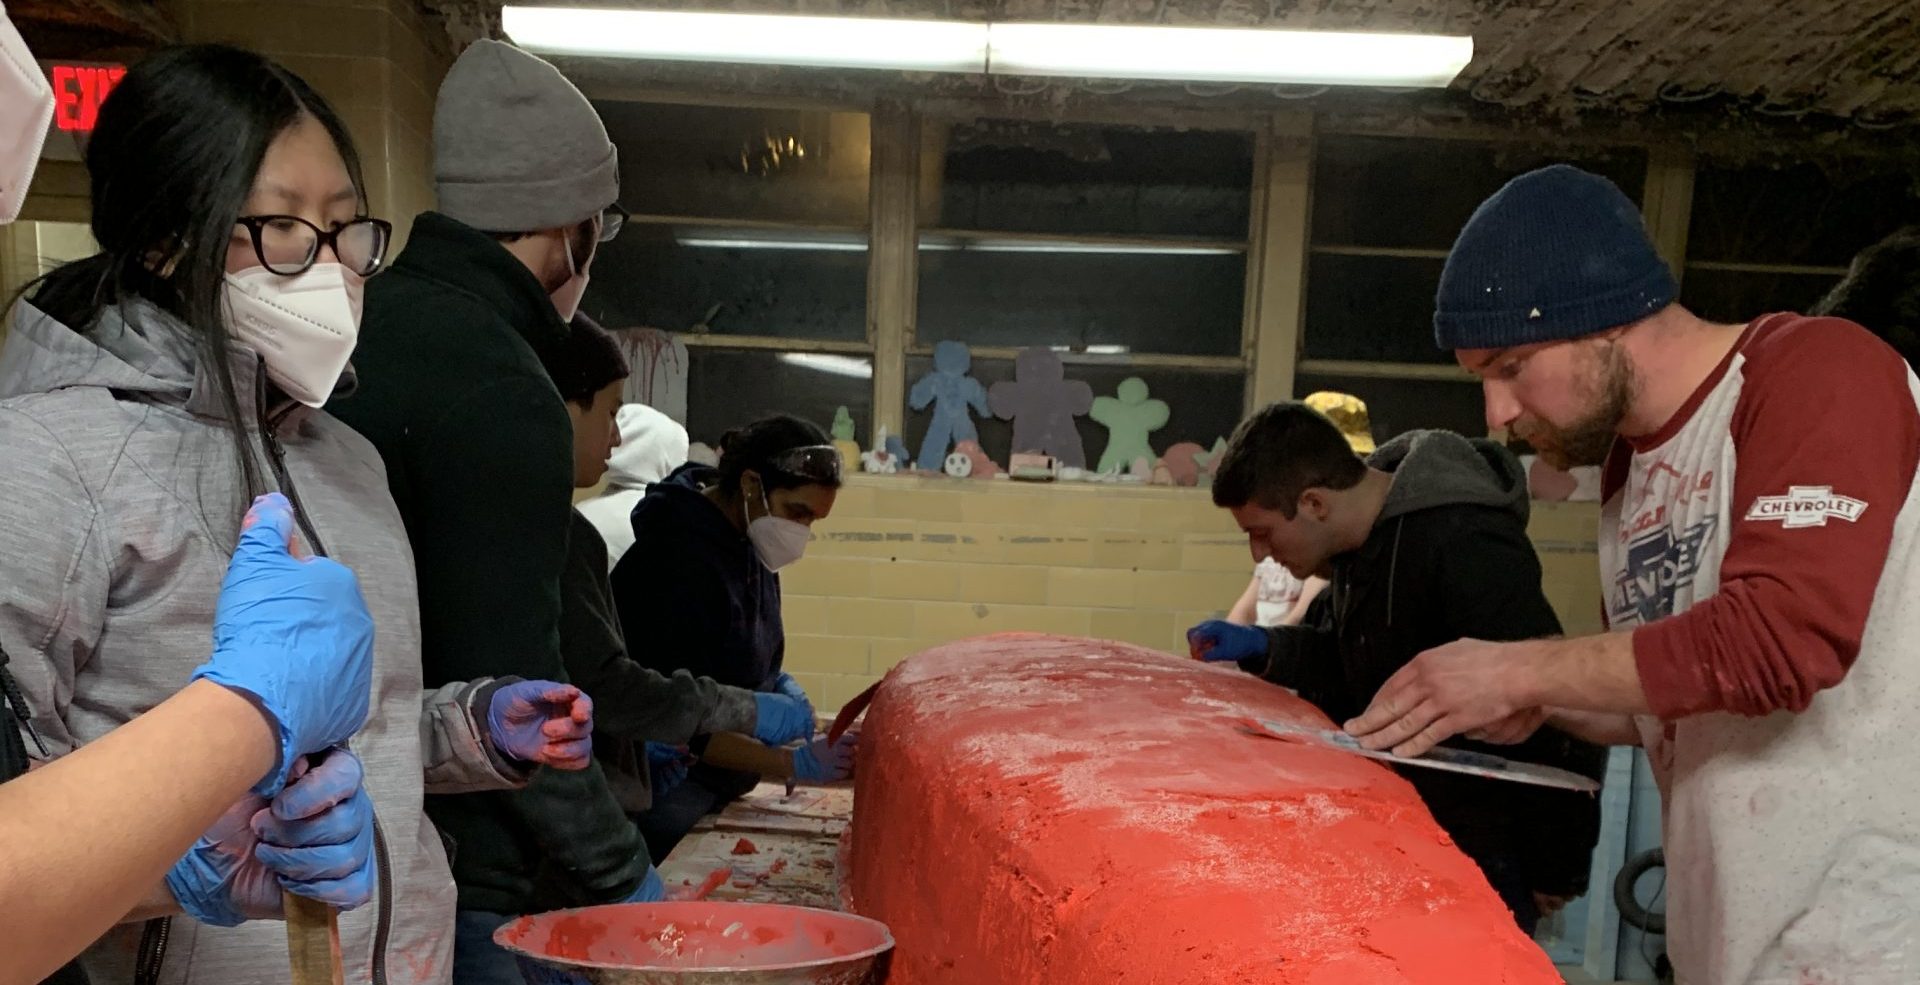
[1298,489,1330,523]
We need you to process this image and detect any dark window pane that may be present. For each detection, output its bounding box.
[1313,136,1648,251]
[1292,375,1487,443]
[1680,268,1840,325]
[583,225,867,342]
[1303,253,1449,364]
[903,357,1245,470]
[594,101,870,225]
[1688,163,1920,267]
[684,349,871,449]
[917,246,1245,357]
[932,119,1253,239]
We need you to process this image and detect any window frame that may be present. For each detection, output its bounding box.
[576,82,1726,449]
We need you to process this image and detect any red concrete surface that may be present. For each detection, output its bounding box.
[847,633,1563,985]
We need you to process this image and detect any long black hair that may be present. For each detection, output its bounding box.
[718,415,836,493]
[25,44,368,497]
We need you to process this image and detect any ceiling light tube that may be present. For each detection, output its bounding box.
[961,238,1240,255]
[985,23,1472,87]
[778,353,874,378]
[502,6,991,73]
[677,236,870,251]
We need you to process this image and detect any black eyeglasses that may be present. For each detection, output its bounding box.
[598,202,628,244]
[233,215,393,277]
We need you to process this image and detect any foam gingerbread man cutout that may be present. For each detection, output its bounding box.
[1090,377,1171,474]
[909,340,991,472]
[830,406,863,470]
[988,347,1095,469]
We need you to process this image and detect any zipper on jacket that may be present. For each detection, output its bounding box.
[256,379,394,985]
[133,916,169,985]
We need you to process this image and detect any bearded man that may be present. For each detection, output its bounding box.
[1346,164,1920,985]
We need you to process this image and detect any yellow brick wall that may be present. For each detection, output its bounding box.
[780,475,1607,711]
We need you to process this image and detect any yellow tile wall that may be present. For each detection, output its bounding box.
[780,475,1608,711]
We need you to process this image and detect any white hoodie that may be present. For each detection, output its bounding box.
[578,403,689,569]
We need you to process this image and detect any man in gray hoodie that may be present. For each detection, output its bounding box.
[1187,402,1605,933]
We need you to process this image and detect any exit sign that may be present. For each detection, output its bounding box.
[37,60,127,162]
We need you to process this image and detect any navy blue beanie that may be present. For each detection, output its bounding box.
[1434,164,1676,351]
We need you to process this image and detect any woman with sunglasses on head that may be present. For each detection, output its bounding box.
[0,45,593,985]
[610,415,860,859]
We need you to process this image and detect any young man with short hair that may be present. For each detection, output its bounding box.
[1189,403,1603,932]
[1348,164,1920,984]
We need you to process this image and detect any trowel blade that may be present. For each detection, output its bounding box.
[1240,717,1600,793]
[828,682,880,745]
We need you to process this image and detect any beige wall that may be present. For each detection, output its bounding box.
[779,475,1606,712]
[167,0,448,248]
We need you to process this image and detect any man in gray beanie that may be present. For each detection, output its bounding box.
[1346,164,1920,985]
[329,38,656,985]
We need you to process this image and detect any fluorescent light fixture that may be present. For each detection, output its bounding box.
[673,230,1238,256]
[956,238,1240,256]
[502,6,989,73]
[986,23,1472,87]
[502,6,1470,87]
[678,237,869,252]
[1051,344,1130,355]
[675,228,868,251]
[778,353,874,378]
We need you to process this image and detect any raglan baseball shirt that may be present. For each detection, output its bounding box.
[1600,312,1920,985]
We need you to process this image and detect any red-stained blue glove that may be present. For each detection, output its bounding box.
[1186,620,1268,664]
[487,681,593,769]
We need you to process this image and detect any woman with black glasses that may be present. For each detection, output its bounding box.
[0,45,591,985]
[611,415,861,860]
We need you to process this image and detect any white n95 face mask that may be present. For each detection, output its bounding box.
[223,263,363,408]
[745,489,810,572]
[0,6,56,224]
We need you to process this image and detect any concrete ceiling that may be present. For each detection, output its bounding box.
[450,0,1920,135]
[25,1,1920,141]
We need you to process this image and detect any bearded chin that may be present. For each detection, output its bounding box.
[1533,418,1618,469]
[1528,340,1635,469]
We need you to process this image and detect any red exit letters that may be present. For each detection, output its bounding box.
[51,64,127,133]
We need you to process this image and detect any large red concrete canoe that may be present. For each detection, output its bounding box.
[847,633,1564,985]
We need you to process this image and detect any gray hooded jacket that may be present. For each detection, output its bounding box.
[0,298,527,985]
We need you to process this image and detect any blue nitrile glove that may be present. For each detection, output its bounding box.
[253,751,375,911]
[774,672,812,708]
[191,493,376,797]
[645,741,692,797]
[165,751,374,927]
[1186,620,1268,664]
[791,732,858,784]
[753,690,815,746]
[488,681,594,769]
[623,864,667,903]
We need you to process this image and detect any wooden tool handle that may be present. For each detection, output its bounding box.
[284,892,344,985]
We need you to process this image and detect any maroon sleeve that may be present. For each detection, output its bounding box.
[1633,316,1920,719]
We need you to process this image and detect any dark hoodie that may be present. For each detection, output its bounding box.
[609,463,784,801]
[1244,430,1605,928]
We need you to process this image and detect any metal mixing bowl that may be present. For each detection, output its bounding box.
[494,901,894,985]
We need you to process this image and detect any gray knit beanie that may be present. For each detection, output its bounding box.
[433,40,618,233]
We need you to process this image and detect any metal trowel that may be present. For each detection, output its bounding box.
[1239,717,1600,793]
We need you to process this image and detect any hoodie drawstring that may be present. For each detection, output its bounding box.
[1387,516,1405,627]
